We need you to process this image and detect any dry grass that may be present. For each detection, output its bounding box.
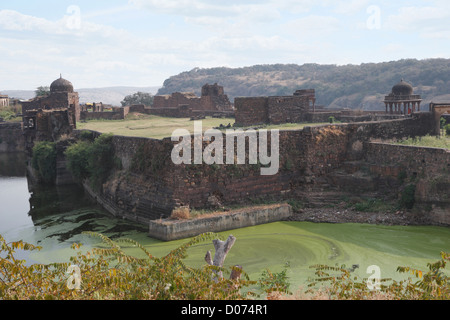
[315,126,345,143]
[169,206,191,220]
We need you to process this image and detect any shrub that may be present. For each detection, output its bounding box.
[440,117,446,129]
[400,184,416,209]
[65,133,119,189]
[307,252,449,300]
[2,232,447,300]
[88,134,115,188]
[445,124,450,136]
[65,140,92,181]
[31,141,57,184]
[258,263,291,296]
[0,232,256,300]
[80,130,95,142]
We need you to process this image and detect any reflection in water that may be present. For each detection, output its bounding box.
[28,180,94,222]
[0,152,27,177]
[25,173,148,243]
[0,153,147,256]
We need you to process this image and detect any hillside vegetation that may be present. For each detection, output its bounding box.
[157,58,450,111]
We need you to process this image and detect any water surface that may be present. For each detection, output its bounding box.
[0,153,448,290]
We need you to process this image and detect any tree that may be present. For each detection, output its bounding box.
[35,86,50,97]
[121,92,154,107]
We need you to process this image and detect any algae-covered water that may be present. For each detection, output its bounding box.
[0,153,449,290]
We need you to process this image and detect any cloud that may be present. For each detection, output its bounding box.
[283,15,341,37]
[385,4,450,39]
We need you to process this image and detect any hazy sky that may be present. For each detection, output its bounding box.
[1,0,450,90]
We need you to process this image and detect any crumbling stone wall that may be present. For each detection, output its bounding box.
[152,84,233,118]
[75,112,437,224]
[365,142,450,225]
[235,97,269,126]
[235,93,311,126]
[80,106,129,121]
[268,95,310,124]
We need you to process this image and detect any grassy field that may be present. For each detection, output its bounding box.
[77,113,327,139]
[393,133,450,150]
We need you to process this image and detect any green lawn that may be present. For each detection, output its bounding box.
[77,114,328,140]
[394,133,450,150]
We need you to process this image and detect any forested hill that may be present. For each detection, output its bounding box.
[157,58,450,111]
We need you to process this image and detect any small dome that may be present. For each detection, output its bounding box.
[50,75,74,93]
[392,79,413,96]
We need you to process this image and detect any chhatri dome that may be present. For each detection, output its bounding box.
[392,79,414,96]
[50,75,74,93]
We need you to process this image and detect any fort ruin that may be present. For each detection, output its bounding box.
[0,76,448,238]
[151,83,234,118]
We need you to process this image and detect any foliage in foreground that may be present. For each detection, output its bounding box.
[306,252,449,300]
[1,232,448,300]
[0,233,264,300]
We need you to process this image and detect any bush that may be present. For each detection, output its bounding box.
[65,140,92,181]
[400,184,416,210]
[88,134,115,188]
[445,124,450,136]
[0,232,256,300]
[2,232,448,300]
[31,141,57,184]
[440,117,446,129]
[80,130,95,142]
[65,133,119,189]
[307,252,449,300]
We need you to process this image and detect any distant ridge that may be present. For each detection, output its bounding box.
[3,86,161,106]
[157,58,450,111]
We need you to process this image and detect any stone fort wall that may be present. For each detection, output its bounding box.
[73,112,445,225]
[235,95,311,126]
[0,122,25,153]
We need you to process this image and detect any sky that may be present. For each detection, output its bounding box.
[1,0,450,91]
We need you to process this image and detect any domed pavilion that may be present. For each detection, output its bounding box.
[384,79,422,115]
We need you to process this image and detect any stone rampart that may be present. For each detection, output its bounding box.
[74,113,436,223]
[365,142,449,225]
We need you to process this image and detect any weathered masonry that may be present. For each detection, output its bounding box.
[152,83,234,118]
[234,90,316,126]
[75,112,449,229]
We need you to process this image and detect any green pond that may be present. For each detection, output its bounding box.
[0,153,449,291]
